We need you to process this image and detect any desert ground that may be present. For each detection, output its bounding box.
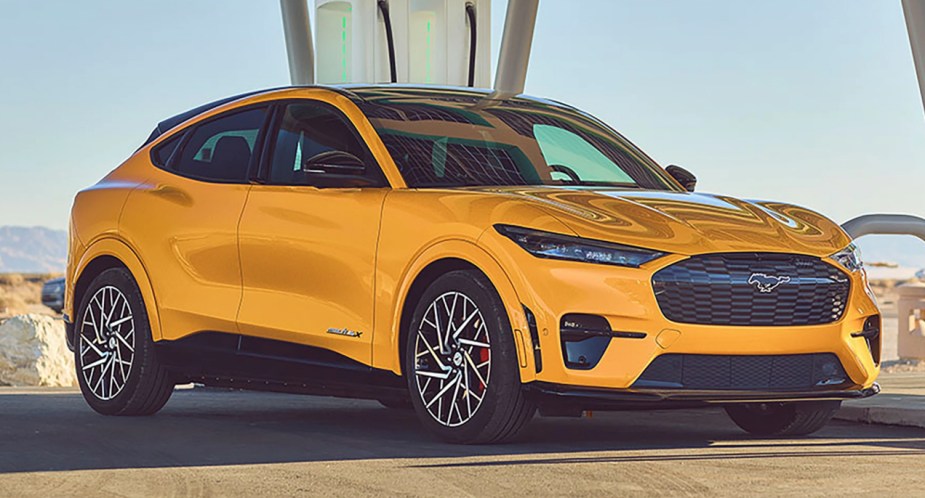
[0,273,61,319]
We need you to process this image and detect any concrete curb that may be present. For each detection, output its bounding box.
[835,404,925,429]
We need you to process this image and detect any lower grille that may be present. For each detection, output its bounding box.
[632,353,848,390]
[652,253,850,326]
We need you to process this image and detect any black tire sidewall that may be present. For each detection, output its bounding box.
[725,401,840,436]
[404,270,524,443]
[74,267,158,415]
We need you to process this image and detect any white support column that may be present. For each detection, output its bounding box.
[904,0,925,115]
[280,0,315,85]
[492,0,539,98]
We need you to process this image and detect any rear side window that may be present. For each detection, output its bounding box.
[172,108,267,183]
[151,134,182,167]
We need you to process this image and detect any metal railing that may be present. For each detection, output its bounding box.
[843,214,925,361]
[842,214,925,243]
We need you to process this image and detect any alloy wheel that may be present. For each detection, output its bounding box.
[413,291,492,427]
[79,285,135,400]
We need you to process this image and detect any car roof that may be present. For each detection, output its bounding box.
[140,84,567,148]
[141,86,289,147]
[340,84,565,108]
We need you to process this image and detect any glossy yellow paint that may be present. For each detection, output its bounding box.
[237,186,388,365]
[121,166,248,340]
[67,87,880,395]
[69,237,163,341]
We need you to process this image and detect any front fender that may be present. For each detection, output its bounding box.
[376,238,538,382]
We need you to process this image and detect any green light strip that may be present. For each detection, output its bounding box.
[341,15,348,82]
[425,20,432,83]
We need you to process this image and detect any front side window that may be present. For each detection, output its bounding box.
[268,102,385,187]
[172,107,267,183]
[357,97,678,190]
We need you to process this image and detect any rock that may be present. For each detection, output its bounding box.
[0,314,76,387]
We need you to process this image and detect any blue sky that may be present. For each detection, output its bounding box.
[1,1,923,262]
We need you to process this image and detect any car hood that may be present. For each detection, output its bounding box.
[477,187,851,257]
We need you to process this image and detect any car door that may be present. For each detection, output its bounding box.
[236,100,390,365]
[121,105,270,340]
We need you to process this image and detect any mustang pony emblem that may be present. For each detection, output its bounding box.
[747,273,791,293]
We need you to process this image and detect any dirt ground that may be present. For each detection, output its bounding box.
[1,388,924,497]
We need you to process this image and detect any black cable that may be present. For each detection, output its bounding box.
[377,0,397,83]
[465,3,477,87]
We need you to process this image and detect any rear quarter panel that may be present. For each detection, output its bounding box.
[67,157,152,318]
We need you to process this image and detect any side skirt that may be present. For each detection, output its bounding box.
[155,332,406,401]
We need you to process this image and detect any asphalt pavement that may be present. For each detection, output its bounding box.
[1,387,924,496]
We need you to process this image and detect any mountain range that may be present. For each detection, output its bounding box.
[0,226,68,274]
[0,225,924,276]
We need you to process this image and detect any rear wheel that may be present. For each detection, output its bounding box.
[725,401,841,436]
[75,267,174,416]
[405,270,535,444]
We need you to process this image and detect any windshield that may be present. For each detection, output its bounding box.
[356,96,679,190]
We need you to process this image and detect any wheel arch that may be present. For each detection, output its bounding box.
[72,237,162,342]
[388,239,537,383]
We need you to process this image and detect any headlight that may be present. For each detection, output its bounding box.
[831,243,863,272]
[495,225,665,268]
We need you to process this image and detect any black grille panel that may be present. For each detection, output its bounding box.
[652,253,850,326]
[632,353,848,390]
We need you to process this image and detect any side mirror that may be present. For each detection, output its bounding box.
[665,165,697,192]
[302,150,366,177]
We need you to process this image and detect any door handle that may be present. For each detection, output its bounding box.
[149,185,193,206]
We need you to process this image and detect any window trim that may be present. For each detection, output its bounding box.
[150,132,185,169]
[148,103,273,185]
[259,99,389,189]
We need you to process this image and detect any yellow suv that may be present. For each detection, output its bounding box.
[66,86,880,443]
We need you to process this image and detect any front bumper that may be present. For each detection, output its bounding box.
[526,381,880,412]
[480,232,883,391]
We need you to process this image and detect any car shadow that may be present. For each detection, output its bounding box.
[1,388,923,474]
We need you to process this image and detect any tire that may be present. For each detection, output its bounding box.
[725,401,841,436]
[74,267,174,416]
[404,269,535,444]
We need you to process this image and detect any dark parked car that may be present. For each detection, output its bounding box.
[41,277,64,313]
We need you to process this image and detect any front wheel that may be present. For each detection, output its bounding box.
[725,401,841,436]
[405,270,535,444]
[75,267,174,416]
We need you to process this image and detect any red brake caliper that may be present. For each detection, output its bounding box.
[478,347,490,392]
